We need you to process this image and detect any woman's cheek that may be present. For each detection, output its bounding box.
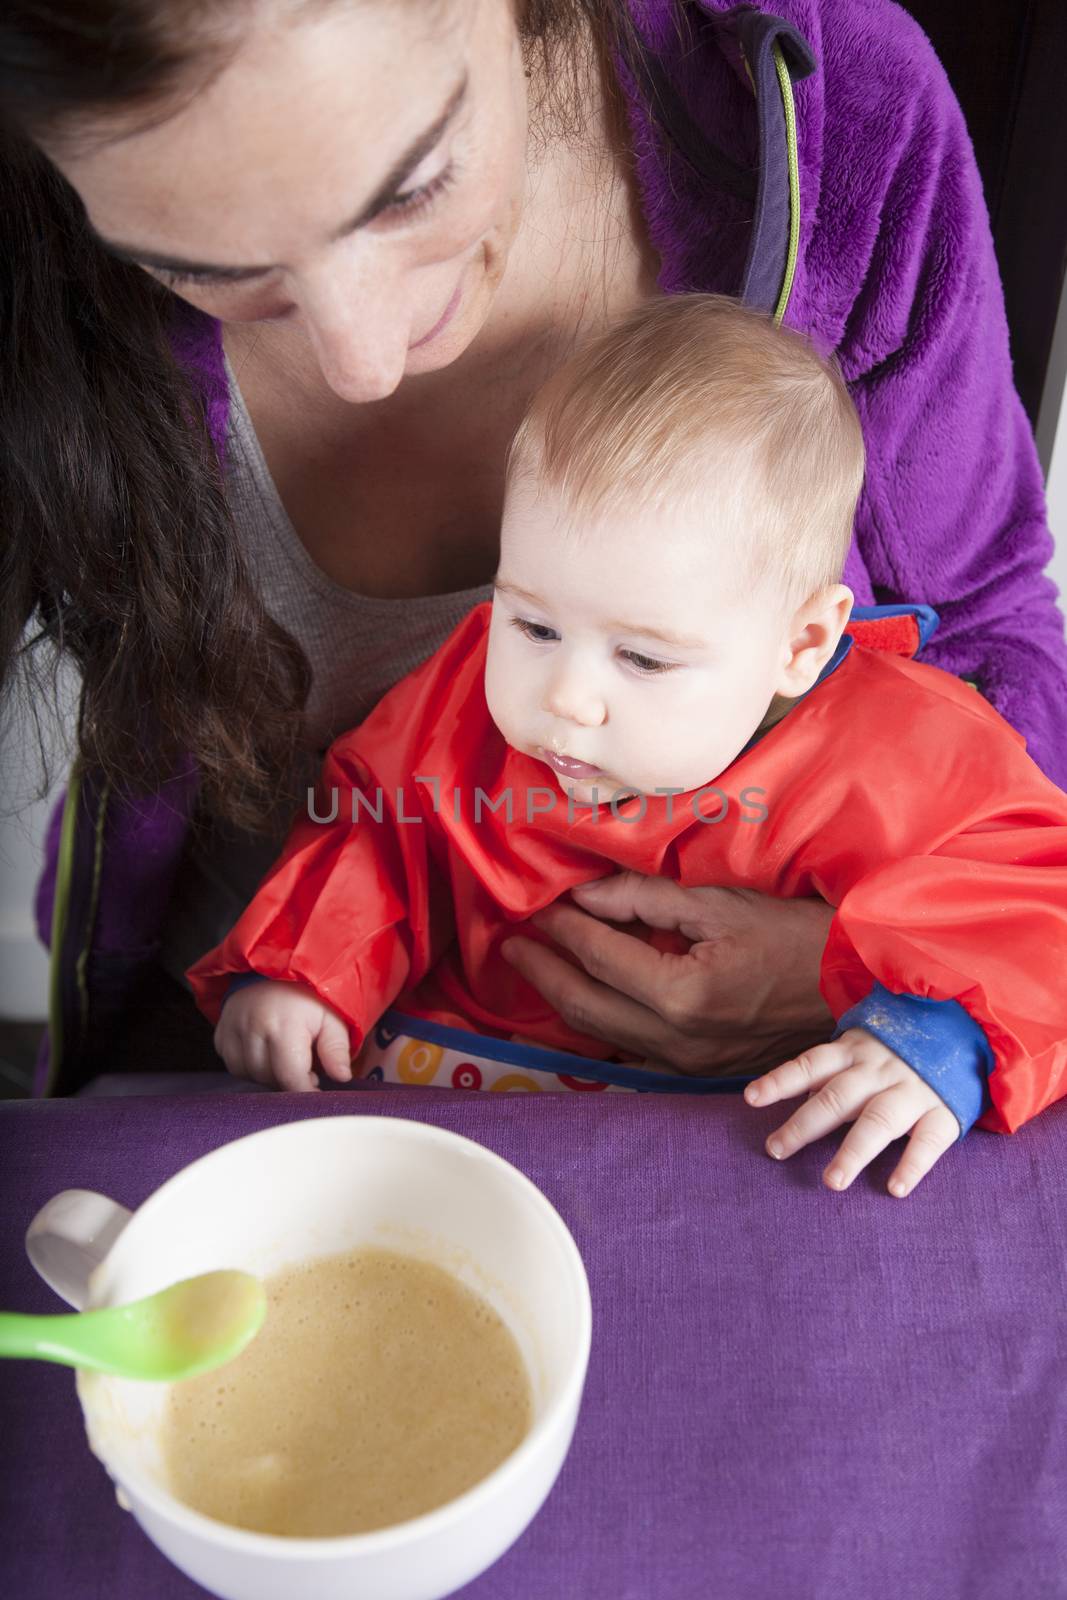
[160,281,295,324]
[445,152,525,266]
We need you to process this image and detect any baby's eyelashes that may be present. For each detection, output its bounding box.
[509,617,559,644]
[619,649,676,675]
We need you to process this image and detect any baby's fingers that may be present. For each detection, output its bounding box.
[315,1013,354,1084]
[268,1031,320,1093]
[215,1024,271,1085]
[819,1085,935,1190]
[886,1106,959,1198]
[744,1039,857,1108]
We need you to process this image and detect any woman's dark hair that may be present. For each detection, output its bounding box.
[0,0,647,828]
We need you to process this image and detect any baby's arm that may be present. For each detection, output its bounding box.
[214,979,354,1093]
[187,738,443,1056]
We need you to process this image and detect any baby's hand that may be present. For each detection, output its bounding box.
[743,1027,959,1197]
[213,980,354,1093]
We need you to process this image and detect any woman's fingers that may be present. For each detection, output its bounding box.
[501,924,816,1075]
[502,886,839,1075]
[500,929,692,1061]
[510,899,691,1014]
[886,1107,959,1198]
[569,870,719,937]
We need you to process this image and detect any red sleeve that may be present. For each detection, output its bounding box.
[185,738,442,1054]
[820,804,1067,1136]
[186,605,492,1046]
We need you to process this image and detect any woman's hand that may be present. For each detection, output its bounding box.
[744,1028,960,1196]
[500,872,837,1075]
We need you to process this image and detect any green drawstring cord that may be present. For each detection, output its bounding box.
[772,39,801,326]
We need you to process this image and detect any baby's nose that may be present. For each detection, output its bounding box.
[543,671,607,728]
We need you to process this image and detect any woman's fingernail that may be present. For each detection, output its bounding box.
[889,1178,908,1198]
[767,1140,784,1159]
[745,1085,760,1104]
[826,1168,845,1189]
[500,940,515,962]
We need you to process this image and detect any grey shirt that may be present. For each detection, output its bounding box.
[159,360,492,983]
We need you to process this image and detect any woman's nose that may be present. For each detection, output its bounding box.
[542,662,607,727]
[299,259,412,403]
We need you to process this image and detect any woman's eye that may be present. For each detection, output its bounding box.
[510,617,559,644]
[151,265,233,290]
[383,164,456,221]
[146,165,459,292]
[621,649,675,675]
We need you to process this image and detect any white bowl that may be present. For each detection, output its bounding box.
[26,1116,592,1600]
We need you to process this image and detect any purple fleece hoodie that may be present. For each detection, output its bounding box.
[629,0,1067,766]
[34,0,1067,1093]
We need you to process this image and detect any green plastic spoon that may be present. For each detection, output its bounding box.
[0,1270,267,1381]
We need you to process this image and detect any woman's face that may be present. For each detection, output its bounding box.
[45,0,530,402]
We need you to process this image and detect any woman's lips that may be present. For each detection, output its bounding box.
[539,750,602,781]
[410,277,464,349]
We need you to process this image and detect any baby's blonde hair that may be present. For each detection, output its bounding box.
[507,294,865,607]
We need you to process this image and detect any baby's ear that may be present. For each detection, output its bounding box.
[774,584,854,699]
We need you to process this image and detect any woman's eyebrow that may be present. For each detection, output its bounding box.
[89,73,470,279]
[340,72,469,231]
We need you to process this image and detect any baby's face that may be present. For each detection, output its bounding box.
[484,476,796,804]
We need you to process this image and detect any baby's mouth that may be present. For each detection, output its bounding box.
[538,750,603,781]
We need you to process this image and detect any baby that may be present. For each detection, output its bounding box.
[188,295,1067,1196]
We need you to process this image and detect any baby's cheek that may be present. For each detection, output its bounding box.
[630,714,714,795]
[483,648,521,744]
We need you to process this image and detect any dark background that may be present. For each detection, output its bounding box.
[904,0,1067,429]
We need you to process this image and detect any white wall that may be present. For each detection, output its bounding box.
[0,656,78,1020]
[1047,420,1067,595]
[1039,273,1067,596]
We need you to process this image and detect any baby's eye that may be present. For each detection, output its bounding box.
[620,649,676,675]
[510,617,559,644]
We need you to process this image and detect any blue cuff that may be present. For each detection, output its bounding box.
[832,982,993,1135]
[220,971,270,1009]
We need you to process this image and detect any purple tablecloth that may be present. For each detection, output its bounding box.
[2,1088,1066,1599]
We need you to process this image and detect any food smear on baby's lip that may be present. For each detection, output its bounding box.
[160,1246,532,1537]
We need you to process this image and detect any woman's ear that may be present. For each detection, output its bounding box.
[774,584,854,698]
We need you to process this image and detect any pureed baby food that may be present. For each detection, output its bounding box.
[160,1246,532,1537]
